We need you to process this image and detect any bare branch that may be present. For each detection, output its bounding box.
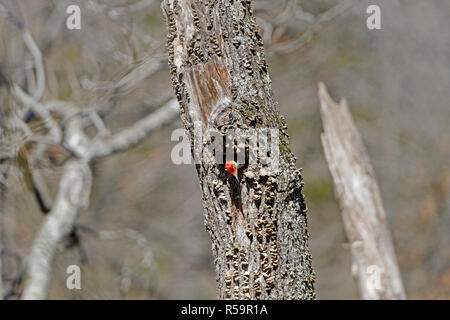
[22,30,45,101]
[2,4,46,101]
[11,84,62,143]
[30,168,52,214]
[21,160,92,300]
[89,98,179,158]
[318,82,406,300]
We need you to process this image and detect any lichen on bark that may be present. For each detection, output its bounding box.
[162,0,315,299]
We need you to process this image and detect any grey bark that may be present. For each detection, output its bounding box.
[318,82,405,299]
[162,0,315,299]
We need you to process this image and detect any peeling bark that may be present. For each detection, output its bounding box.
[162,0,315,299]
[318,82,405,300]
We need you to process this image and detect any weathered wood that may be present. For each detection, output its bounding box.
[162,0,315,299]
[318,82,405,299]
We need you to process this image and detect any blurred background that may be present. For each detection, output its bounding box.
[1,0,449,299]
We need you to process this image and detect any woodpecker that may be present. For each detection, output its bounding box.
[225,160,239,182]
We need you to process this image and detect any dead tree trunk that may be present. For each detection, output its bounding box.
[318,82,405,299]
[162,0,315,299]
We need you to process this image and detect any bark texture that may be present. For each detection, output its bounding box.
[318,83,405,299]
[162,0,315,299]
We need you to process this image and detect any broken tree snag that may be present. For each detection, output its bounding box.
[162,0,315,299]
[318,82,406,300]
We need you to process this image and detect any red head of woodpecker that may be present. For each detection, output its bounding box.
[225,160,239,182]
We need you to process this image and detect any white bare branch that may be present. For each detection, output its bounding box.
[22,30,45,101]
[11,84,62,144]
[21,160,92,300]
[88,98,179,158]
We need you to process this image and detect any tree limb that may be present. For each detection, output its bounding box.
[89,98,179,159]
[318,82,406,300]
[21,160,92,300]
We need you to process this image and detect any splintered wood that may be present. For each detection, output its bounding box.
[186,58,232,126]
[318,82,405,300]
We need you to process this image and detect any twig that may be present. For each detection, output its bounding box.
[4,5,46,101]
